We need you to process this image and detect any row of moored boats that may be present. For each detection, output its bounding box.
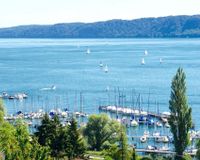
[0,92,28,100]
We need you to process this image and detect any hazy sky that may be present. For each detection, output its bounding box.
[0,0,200,27]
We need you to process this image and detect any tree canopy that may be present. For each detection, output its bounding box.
[169,68,192,159]
[84,114,121,151]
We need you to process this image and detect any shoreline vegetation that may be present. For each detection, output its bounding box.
[0,15,200,38]
[0,68,199,160]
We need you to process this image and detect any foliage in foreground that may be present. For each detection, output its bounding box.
[196,139,200,160]
[0,109,50,160]
[83,114,121,151]
[35,114,86,159]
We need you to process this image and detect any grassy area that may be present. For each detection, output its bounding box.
[85,151,105,160]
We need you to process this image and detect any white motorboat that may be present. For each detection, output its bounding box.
[156,121,163,127]
[14,93,24,100]
[159,146,169,151]
[131,119,138,127]
[40,85,56,91]
[153,131,160,137]
[140,136,147,143]
[161,117,168,123]
[2,92,9,98]
[144,131,150,137]
[147,145,156,150]
[155,136,169,143]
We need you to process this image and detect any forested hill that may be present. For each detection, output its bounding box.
[1,15,200,38]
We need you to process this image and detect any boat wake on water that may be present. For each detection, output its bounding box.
[40,85,56,91]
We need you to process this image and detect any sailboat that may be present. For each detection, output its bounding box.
[86,48,90,54]
[99,61,103,67]
[104,65,108,73]
[105,86,110,92]
[159,58,163,64]
[144,50,148,56]
[131,120,138,127]
[141,58,145,65]
[130,114,138,127]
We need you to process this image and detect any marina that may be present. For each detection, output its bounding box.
[1,38,200,157]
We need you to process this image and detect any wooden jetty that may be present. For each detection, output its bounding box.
[99,105,170,119]
[135,148,196,156]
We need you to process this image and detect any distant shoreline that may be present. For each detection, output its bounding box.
[0,37,199,39]
[0,15,200,38]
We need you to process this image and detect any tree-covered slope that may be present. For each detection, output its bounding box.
[0,15,200,38]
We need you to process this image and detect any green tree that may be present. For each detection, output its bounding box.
[0,121,19,160]
[30,137,51,160]
[35,114,52,146]
[0,98,5,114]
[0,100,51,160]
[0,111,4,124]
[104,126,132,160]
[15,120,32,159]
[65,118,86,159]
[182,154,192,160]
[35,114,62,157]
[131,148,137,160]
[0,99,5,123]
[196,140,200,160]
[169,68,192,159]
[104,144,119,160]
[116,126,131,160]
[140,157,152,160]
[84,114,121,151]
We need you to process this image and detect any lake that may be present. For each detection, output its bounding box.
[0,38,200,129]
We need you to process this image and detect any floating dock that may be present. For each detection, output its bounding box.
[99,105,170,119]
[135,148,196,156]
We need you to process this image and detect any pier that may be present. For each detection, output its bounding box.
[135,148,196,156]
[99,105,170,119]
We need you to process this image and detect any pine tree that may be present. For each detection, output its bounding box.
[30,137,51,160]
[35,114,52,146]
[169,68,192,159]
[35,114,62,157]
[66,118,86,159]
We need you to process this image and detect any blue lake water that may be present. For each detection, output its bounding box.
[0,38,200,130]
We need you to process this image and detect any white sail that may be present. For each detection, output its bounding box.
[141,58,145,65]
[160,58,163,64]
[104,65,108,73]
[99,61,103,67]
[144,50,148,56]
[86,48,90,54]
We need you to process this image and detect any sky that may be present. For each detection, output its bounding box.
[0,0,200,27]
